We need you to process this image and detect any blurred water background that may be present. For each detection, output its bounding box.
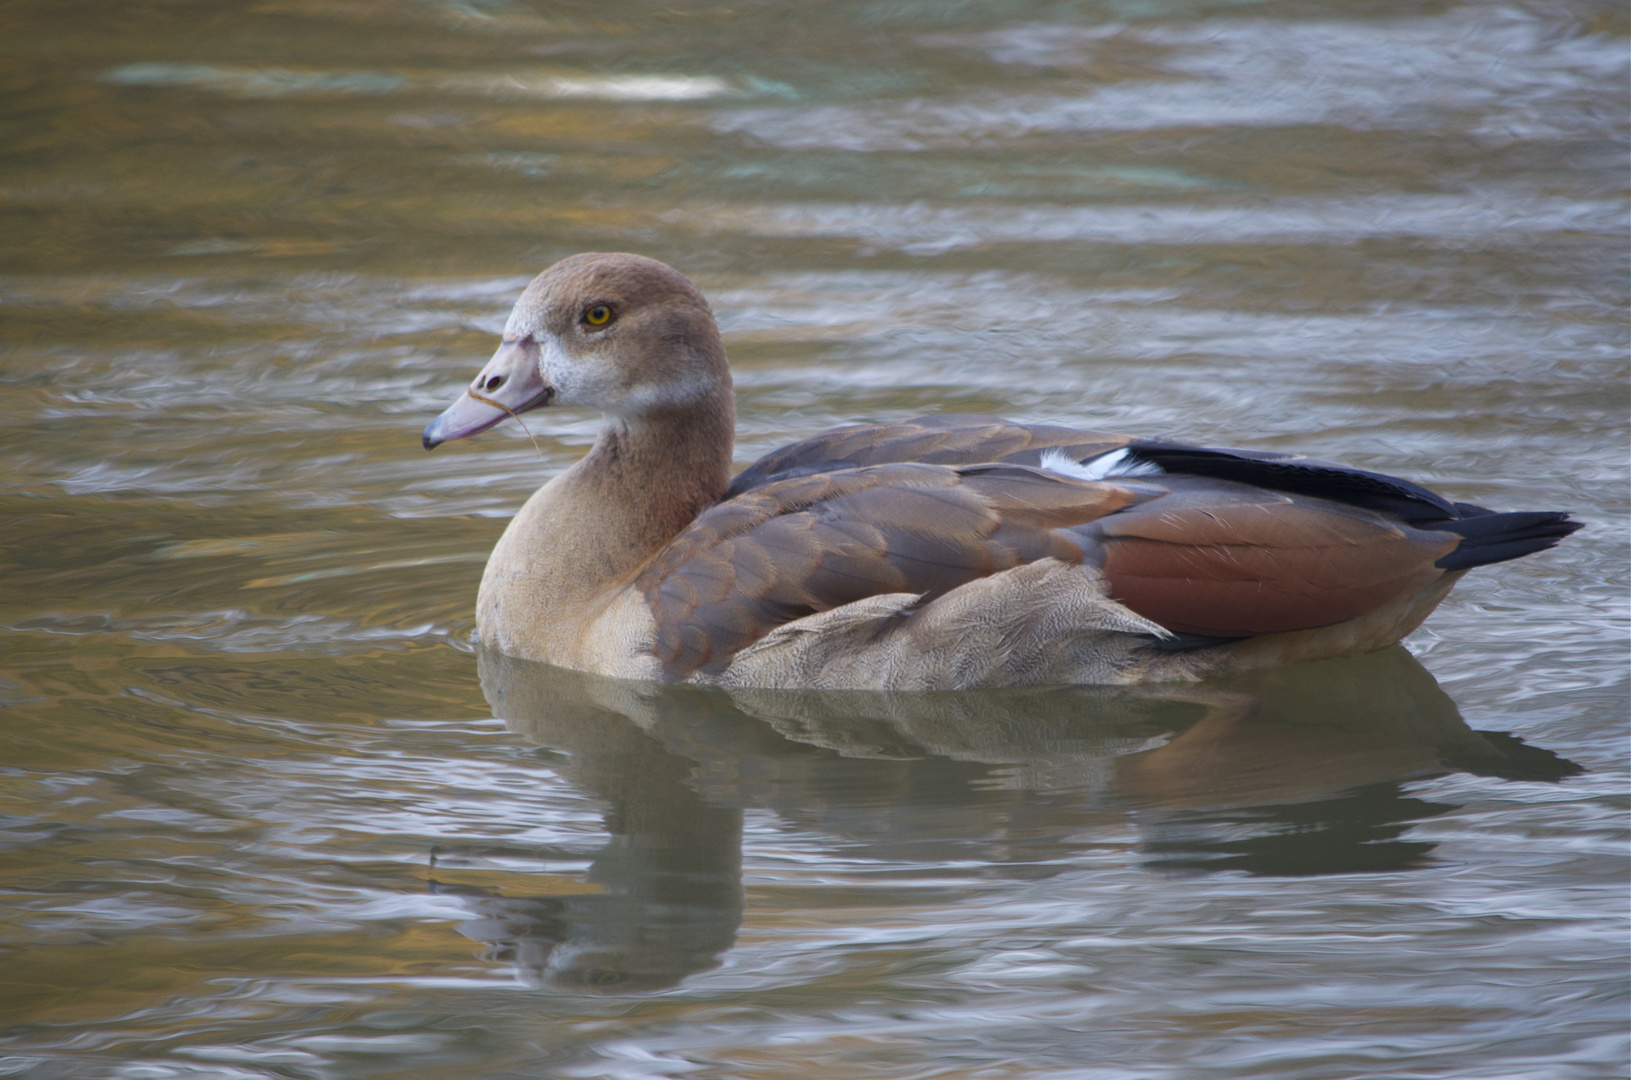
[1,1,1627,1077]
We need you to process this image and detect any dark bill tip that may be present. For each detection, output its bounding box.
[420,393,510,451]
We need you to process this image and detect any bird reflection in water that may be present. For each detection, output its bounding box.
[431,647,1579,990]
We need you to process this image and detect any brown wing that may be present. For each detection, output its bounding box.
[1096,477,1462,636]
[645,423,1474,675]
[639,462,1150,677]
[725,414,1132,497]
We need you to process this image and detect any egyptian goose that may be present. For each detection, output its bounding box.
[422,253,1579,689]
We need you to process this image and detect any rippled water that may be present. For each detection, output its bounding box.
[2,1,1627,1077]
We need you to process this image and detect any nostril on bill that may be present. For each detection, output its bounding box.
[484,375,505,391]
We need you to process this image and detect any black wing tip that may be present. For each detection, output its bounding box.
[1435,511,1582,571]
[1123,439,1459,522]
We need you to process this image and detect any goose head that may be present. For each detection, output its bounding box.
[423,252,730,450]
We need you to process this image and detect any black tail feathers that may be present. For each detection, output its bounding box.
[1434,509,1582,572]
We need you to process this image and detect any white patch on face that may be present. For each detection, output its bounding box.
[532,332,593,405]
[620,370,719,415]
[1040,446,1164,481]
[503,283,549,340]
[504,308,527,339]
[530,330,718,416]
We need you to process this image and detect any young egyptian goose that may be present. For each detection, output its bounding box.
[422,253,1579,689]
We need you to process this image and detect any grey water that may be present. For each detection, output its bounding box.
[0,1,1626,1077]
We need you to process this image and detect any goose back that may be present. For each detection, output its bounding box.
[636,415,1578,681]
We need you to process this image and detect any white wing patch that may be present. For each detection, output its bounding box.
[1039,447,1164,481]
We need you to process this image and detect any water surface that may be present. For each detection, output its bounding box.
[1,1,1627,1077]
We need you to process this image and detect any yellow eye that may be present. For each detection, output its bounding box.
[583,304,613,327]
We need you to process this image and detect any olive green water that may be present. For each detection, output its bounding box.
[1,1,1627,1077]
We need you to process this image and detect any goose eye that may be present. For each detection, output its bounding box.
[583,304,613,327]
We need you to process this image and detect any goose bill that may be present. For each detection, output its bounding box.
[422,339,552,449]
